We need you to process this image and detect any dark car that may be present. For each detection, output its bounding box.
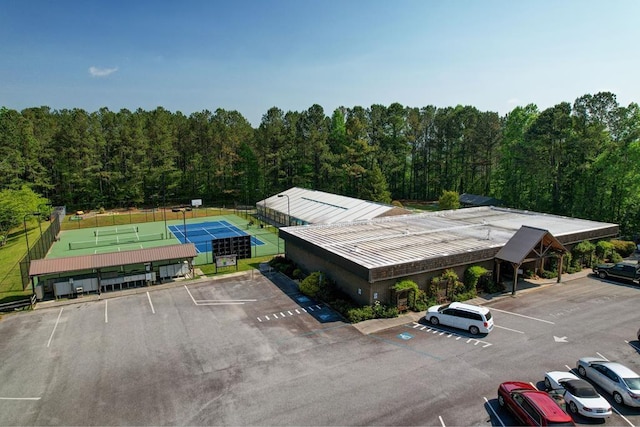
[498,381,575,426]
[592,261,640,282]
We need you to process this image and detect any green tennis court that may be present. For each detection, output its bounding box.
[46,214,284,265]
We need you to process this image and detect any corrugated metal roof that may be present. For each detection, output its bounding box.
[29,244,197,276]
[280,206,618,269]
[260,187,410,224]
[495,226,567,264]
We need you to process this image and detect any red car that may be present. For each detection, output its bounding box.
[498,381,575,426]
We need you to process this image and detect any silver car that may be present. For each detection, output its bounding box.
[576,357,640,407]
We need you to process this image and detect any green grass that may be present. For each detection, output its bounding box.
[0,220,45,301]
[197,255,274,276]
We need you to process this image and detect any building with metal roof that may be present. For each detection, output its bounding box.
[278,206,618,305]
[257,187,410,227]
[29,244,197,300]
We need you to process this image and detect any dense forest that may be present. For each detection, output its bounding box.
[1,91,639,235]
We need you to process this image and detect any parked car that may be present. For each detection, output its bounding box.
[544,371,612,418]
[425,301,493,335]
[592,261,640,282]
[497,381,575,426]
[576,357,640,407]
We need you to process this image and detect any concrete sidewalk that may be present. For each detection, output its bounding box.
[353,268,593,335]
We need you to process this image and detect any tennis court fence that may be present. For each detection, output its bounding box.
[69,233,164,250]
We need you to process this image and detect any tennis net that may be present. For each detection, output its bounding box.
[175,227,242,237]
[94,226,139,237]
[69,233,164,250]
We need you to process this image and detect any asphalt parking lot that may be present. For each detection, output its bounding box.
[1,271,640,425]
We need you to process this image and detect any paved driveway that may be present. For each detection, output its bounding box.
[1,271,640,426]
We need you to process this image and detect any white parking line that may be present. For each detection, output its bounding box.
[0,397,41,401]
[484,397,505,427]
[47,307,64,348]
[104,300,108,323]
[596,352,609,360]
[490,307,555,324]
[493,324,524,334]
[146,291,155,314]
[183,285,256,305]
[438,415,445,426]
[612,406,635,427]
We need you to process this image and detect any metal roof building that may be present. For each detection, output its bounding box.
[279,206,619,305]
[257,187,410,227]
[29,244,197,300]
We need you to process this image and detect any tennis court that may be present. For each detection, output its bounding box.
[47,214,283,264]
[168,220,264,253]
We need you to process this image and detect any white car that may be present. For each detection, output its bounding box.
[425,302,493,335]
[544,371,611,418]
[576,357,640,407]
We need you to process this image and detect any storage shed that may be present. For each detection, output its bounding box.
[28,244,197,300]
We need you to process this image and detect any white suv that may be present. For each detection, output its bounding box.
[425,302,494,335]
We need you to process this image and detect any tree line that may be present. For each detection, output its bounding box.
[1,91,639,235]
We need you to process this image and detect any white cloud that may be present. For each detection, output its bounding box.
[89,66,118,77]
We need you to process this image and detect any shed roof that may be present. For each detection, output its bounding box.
[494,226,567,264]
[459,193,503,206]
[29,244,197,276]
[260,187,410,224]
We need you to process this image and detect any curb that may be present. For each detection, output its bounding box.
[353,269,593,335]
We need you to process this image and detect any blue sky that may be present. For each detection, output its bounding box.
[2,0,639,126]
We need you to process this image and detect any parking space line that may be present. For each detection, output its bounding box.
[484,397,505,427]
[47,307,64,348]
[256,304,331,322]
[0,397,41,401]
[613,407,635,427]
[438,415,445,426]
[146,291,155,314]
[183,285,256,305]
[410,323,492,347]
[493,325,524,334]
[184,285,198,305]
[105,300,108,323]
[490,308,555,324]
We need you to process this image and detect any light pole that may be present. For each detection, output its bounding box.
[277,194,290,226]
[172,207,190,243]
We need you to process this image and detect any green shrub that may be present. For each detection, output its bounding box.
[464,265,488,291]
[595,241,615,261]
[269,256,297,275]
[346,306,374,323]
[539,269,557,279]
[392,279,420,311]
[451,288,477,302]
[610,240,636,258]
[292,268,302,279]
[610,251,623,263]
[572,240,595,267]
[299,272,322,298]
[344,301,399,323]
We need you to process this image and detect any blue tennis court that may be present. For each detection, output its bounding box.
[168,220,264,253]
